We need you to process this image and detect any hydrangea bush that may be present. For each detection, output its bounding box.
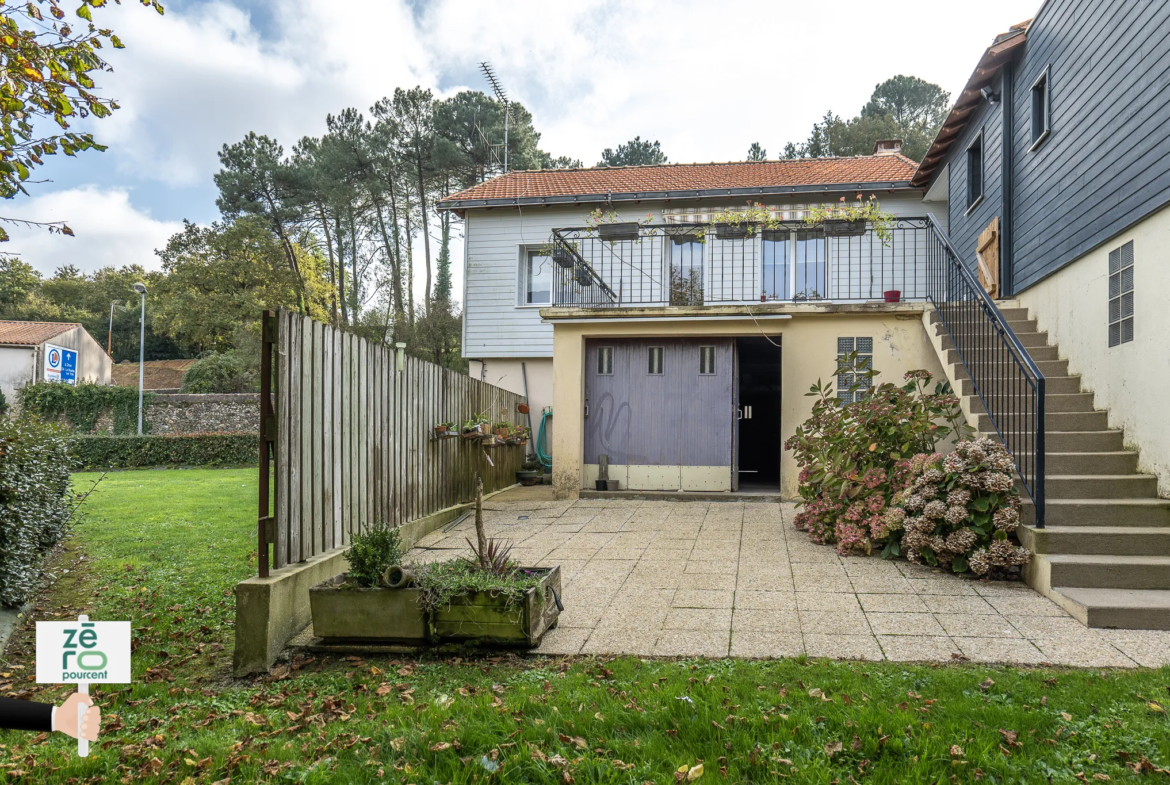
[785,357,969,556]
[888,437,1032,575]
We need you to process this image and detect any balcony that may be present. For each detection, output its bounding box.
[545,217,940,309]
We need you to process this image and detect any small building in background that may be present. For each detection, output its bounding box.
[0,321,113,404]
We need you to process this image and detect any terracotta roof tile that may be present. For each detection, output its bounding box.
[440,155,920,206]
[0,320,78,345]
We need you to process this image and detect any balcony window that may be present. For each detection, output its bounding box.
[669,234,704,306]
[966,131,984,212]
[761,230,789,300]
[523,249,552,305]
[795,229,826,299]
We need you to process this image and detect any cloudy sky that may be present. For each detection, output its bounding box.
[5,0,1039,304]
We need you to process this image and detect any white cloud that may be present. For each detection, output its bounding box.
[2,187,183,275]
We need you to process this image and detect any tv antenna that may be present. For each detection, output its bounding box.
[479,61,510,173]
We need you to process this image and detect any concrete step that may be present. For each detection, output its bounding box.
[955,375,1083,396]
[1043,554,1170,591]
[961,358,1069,378]
[1024,498,1170,527]
[1051,587,1170,630]
[1045,474,1160,499]
[944,347,1059,366]
[937,329,1051,349]
[962,392,1093,416]
[1046,451,1139,475]
[977,410,1108,433]
[1021,525,1170,556]
[1047,430,1125,452]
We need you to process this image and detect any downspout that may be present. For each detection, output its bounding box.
[1000,61,1015,295]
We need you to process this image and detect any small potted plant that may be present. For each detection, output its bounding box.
[714,222,751,239]
[433,421,454,436]
[574,267,594,287]
[586,208,652,243]
[517,425,530,446]
[552,242,577,268]
[806,194,895,244]
[884,290,902,303]
[494,420,511,439]
[517,454,542,486]
[461,414,490,439]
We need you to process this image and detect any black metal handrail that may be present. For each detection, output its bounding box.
[924,215,1046,527]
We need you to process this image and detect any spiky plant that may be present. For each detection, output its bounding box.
[465,536,515,577]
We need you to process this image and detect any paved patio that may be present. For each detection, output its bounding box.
[410,497,1170,667]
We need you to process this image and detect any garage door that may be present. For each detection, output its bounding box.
[583,338,735,491]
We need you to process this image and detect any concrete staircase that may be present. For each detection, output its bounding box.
[926,302,1170,630]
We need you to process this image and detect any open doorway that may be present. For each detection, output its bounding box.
[736,336,782,491]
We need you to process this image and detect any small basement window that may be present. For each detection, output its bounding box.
[966,131,984,212]
[648,346,664,375]
[836,336,873,403]
[1108,241,1134,347]
[597,346,614,375]
[1030,66,1051,150]
[699,346,716,375]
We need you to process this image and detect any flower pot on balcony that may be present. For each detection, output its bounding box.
[823,219,867,237]
[552,245,575,268]
[884,289,902,303]
[574,268,594,287]
[597,222,640,242]
[714,223,750,240]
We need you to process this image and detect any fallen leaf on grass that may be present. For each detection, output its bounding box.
[950,745,964,757]
[431,742,452,752]
[375,683,393,697]
[824,741,843,758]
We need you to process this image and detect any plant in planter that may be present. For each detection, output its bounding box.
[785,362,971,556]
[709,202,783,241]
[585,208,654,242]
[890,437,1032,576]
[517,454,542,486]
[493,420,512,439]
[461,413,491,438]
[433,421,455,435]
[805,194,896,245]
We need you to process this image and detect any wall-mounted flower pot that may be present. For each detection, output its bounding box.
[462,422,489,439]
[517,403,530,414]
[884,289,902,303]
[823,219,867,237]
[714,223,750,239]
[517,469,541,486]
[574,268,594,287]
[433,425,449,435]
[597,223,640,242]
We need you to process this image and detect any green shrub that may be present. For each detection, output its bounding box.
[0,387,8,418]
[345,521,403,587]
[18,381,149,434]
[71,431,257,469]
[0,417,75,607]
[181,352,257,393]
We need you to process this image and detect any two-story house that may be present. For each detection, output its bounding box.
[439,146,951,498]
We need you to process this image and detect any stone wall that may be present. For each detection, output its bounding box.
[93,393,259,434]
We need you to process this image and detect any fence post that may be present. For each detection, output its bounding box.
[258,310,276,578]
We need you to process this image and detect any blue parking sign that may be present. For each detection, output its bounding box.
[44,344,78,385]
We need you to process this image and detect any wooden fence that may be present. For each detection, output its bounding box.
[257,309,529,575]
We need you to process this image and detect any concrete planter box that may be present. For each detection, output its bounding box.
[308,566,562,647]
[309,576,428,643]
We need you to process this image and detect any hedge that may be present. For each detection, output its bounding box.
[72,431,259,469]
[19,381,153,434]
[0,418,74,608]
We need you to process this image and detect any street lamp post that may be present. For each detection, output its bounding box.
[133,283,147,435]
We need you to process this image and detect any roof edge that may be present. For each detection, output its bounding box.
[437,180,920,212]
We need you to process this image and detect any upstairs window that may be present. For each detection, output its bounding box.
[523,249,551,305]
[836,337,873,403]
[966,131,984,212]
[597,346,614,375]
[1030,67,1051,150]
[1108,241,1134,347]
[648,346,664,375]
[699,346,716,375]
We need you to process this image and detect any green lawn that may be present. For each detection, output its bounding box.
[0,469,1168,783]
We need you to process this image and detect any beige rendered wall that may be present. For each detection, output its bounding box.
[1016,203,1170,497]
[549,306,948,500]
[469,357,553,445]
[0,346,35,405]
[35,325,112,386]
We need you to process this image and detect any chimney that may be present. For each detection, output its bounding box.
[872,138,903,156]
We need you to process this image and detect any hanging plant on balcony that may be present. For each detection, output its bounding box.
[574,266,594,287]
[705,202,786,242]
[546,239,578,268]
[585,209,654,242]
[805,194,895,245]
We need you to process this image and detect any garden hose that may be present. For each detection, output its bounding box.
[536,407,553,472]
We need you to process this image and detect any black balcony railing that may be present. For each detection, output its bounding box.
[544,215,1045,526]
[548,218,938,307]
[924,217,1046,527]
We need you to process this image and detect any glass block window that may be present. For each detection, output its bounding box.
[648,346,664,375]
[836,336,873,403]
[597,346,614,375]
[699,346,716,375]
[1108,241,1134,347]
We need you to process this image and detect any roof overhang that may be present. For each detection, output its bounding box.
[910,23,1030,188]
[437,180,918,213]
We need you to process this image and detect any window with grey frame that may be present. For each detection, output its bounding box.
[1030,66,1051,150]
[836,337,873,403]
[597,346,614,375]
[648,346,664,375]
[1108,241,1134,347]
[966,131,984,211]
[699,345,716,375]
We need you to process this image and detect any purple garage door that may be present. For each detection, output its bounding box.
[583,338,735,490]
